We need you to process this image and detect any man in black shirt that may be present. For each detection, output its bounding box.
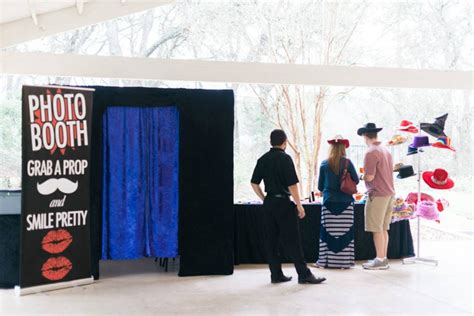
[251,129,326,284]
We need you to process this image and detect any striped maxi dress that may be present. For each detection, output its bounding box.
[317,201,355,269]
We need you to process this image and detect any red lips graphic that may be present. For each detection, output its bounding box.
[41,256,73,281]
[42,229,73,254]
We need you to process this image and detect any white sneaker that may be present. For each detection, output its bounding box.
[366,258,389,264]
[362,258,389,270]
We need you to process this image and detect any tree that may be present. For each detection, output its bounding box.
[244,1,368,196]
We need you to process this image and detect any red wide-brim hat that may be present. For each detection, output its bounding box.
[399,126,419,133]
[432,137,456,152]
[398,120,414,129]
[398,120,418,133]
[328,137,350,148]
[422,170,454,190]
[432,142,456,151]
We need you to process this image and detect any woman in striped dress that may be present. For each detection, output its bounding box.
[316,135,359,269]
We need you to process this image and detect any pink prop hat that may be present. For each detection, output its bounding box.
[416,200,439,221]
[405,192,435,205]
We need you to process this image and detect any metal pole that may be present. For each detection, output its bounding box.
[417,150,421,258]
[417,124,422,258]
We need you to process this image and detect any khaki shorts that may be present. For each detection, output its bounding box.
[365,195,394,232]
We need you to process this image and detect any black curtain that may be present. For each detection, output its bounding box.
[89,87,234,277]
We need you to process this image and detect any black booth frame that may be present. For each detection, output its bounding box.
[89,86,235,277]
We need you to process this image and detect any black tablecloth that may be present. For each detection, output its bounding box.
[234,203,415,264]
[0,204,415,288]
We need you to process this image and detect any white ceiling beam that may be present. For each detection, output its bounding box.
[1,52,472,90]
[76,0,85,15]
[27,0,39,27]
[0,0,174,49]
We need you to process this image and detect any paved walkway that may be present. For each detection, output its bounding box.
[1,241,472,315]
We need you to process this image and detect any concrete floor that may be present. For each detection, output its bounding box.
[1,240,472,315]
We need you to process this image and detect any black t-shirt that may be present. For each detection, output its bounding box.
[251,148,299,195]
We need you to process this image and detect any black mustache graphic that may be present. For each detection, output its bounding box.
[37,178,79,195]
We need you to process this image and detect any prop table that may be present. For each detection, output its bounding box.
[234,202,415,264]
[0,215,20,288]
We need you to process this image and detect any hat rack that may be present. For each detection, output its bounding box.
[402,123,438,266]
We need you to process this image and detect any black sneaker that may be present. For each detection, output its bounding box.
[271,275,292,284]
[298,274,326,284]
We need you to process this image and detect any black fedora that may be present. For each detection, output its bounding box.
[420,113,448,138]
[407,145,418,156]
[407,145,425,156]
[357,123,383,136]
[397,165,416,179]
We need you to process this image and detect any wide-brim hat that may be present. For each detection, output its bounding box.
[422,168,454,190]
[432,136,455,152]
[387,134,408,146]
[402,125,419,134]
[396,165,416,179]
[398,120,414,130]
[409,135,431,148]
[420,113,448,138]
[357,123,383,136]
[406,192,435,205]
[398,120,419,133]
[327,135,350,148]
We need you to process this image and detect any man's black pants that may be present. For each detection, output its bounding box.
[263,196,311,279]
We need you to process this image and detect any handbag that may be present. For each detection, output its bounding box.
[340,158,357,195]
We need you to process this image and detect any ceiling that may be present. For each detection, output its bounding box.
[1,0,78,24]
[0,0,471,89]
[0,0,174,48]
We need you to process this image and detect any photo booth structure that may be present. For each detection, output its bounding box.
[89,86,235,278]
[0,86,234,288]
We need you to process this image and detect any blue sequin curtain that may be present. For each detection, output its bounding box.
[101,106,179,259]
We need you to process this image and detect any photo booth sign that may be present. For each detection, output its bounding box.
[18,85,94,294]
